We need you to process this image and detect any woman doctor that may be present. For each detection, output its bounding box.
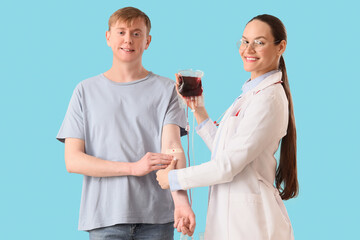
[157,14,298,240]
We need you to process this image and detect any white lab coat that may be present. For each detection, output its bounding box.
[177,72,294,240]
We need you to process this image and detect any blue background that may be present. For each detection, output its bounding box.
[1,0,359,239]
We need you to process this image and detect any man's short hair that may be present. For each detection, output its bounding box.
[108,7,151,35]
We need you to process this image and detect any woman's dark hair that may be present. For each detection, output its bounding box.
[249,14,299,200]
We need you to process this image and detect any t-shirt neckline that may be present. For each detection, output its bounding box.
[100,71,153,86]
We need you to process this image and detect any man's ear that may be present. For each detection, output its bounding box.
[145,35,152,50]
[105,30,111,47]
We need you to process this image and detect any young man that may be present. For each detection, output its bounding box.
[57,7,195,239]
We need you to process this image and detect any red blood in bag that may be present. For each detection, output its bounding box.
[178,76,203,97]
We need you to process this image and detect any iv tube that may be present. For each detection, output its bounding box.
[186,106,192,206]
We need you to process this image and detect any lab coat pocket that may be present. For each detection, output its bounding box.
[229,192,268,239]
[259,180,291,225]
[258,180,293,240]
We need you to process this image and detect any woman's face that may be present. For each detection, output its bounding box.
[239,20,286,79]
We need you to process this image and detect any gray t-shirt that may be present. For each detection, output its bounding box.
[57,72,186,231]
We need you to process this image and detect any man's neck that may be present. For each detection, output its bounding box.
[104,59,149,83]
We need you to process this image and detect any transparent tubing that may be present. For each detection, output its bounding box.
[178,69,205,239]
[180,107,201,240]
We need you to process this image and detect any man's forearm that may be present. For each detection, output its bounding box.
[169,154,192,207]
[65,150,133,177]
[65,138,133,177]
[169,147,191,207]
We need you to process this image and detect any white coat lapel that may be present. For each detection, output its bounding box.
[251,71,283,95]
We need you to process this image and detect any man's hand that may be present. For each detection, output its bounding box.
[131,152,173,177]
[174,205,196,236]
[156,159,177,189]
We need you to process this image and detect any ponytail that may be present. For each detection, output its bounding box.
[276,55,299,200]
[249,14,299,200]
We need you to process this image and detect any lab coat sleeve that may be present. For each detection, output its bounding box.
[177,88,288,190]
[196,118,218,151]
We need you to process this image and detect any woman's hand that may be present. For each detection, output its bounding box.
[156,159,177,189]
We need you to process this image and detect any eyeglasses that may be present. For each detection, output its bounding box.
[236,39,281,51]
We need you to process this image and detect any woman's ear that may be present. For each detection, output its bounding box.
[278,40,287,56]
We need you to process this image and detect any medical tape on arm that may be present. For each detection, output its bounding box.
[165,148,183,154]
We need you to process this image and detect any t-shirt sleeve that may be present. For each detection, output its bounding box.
[163,86,187,136]
[56,86,85,143]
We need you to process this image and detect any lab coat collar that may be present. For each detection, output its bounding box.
[242,70,278,95]
[249,71,283,96]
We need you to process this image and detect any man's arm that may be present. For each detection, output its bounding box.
[161,124,195,236]
[64,138,173,177]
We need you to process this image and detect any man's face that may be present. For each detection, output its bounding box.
[106,18,151,64]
